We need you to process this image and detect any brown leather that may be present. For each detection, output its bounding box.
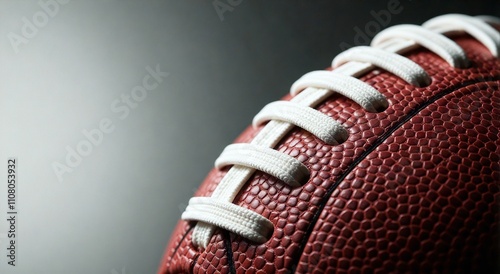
[159,34,500,273]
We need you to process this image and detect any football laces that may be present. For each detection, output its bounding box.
[181,14,500,249]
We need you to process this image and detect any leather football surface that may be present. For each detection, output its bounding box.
[159,22,500,273]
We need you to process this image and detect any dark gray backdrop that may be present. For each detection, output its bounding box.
[0,1,498,273]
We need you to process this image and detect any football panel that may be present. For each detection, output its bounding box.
[297,82,500,273]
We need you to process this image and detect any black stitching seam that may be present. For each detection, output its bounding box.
[224,230,237,274]
[166,225,193,270]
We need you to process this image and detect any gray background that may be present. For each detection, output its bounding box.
[0,1,498,273]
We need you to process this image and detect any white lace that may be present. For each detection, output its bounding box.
[181,14,500,248]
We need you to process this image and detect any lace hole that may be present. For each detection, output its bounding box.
[374,103,389,113]
[457,59,473,69]
[331,133,349,145]
[263,225,274,243]
[419,76,433,88]
[332,127,349,145]
[296,173,311,187]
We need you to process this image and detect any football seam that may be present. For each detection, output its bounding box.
[223,230,237,274]
[166,225,193,270]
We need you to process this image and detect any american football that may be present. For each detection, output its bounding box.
[159,13,500,273]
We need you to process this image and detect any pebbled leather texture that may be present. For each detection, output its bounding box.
[159,33,500,273]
